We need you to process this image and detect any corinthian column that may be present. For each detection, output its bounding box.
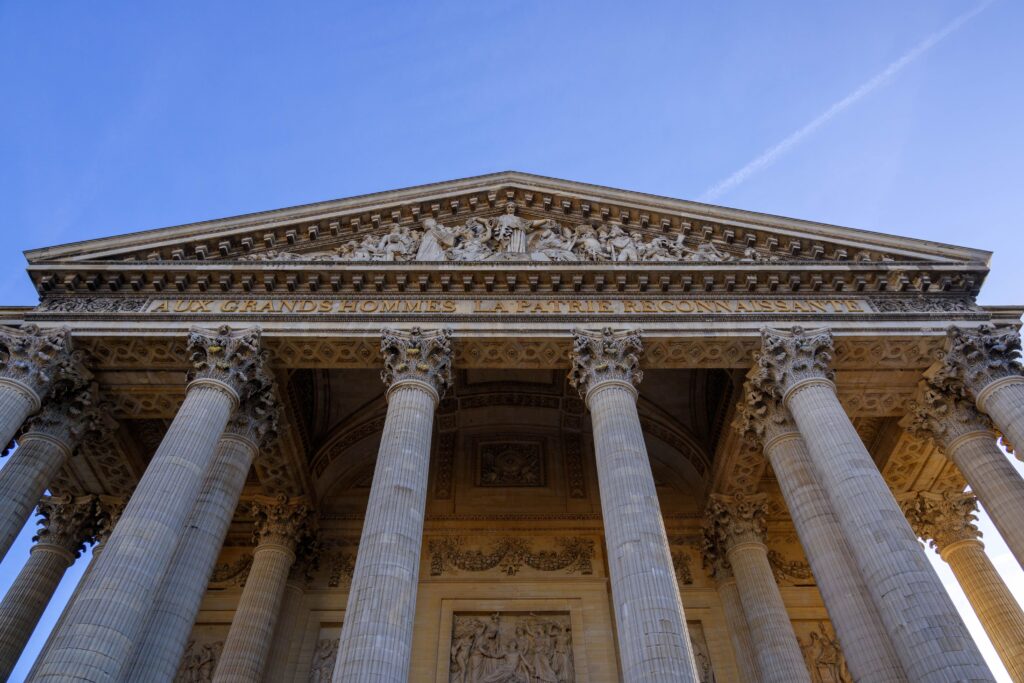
[0,325,76,450]
[124,375,278,683]
[332,327,452,683]
[0,496,97,681]
[736,382,906,683]
[704,494,809,683]
[213,496,313,683]
[703,548,761,683]
[0,378,110,562]
[754,326,993,682]
[902,492,1024,682]
[934,325,1024,455]
[30,325,265,683]
[569,327,700,683]
[905,381,1024,569]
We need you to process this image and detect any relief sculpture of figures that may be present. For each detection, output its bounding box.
[174,640,223,683]
[242,202,749,264]
[450,612,574,683]
[798,623,853,683]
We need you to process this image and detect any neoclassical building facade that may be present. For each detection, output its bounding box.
[0,172,1022,683]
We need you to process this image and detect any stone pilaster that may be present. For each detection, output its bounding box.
[704,493,809,683]
[125,375,279,683]
[0,380,112,562]
[332,327,452,683]
[736,382,906,683]
[569,327,700,683]
[0,496,97,681]
[905,380,1024,569]
[754,326,993,682]
[702,547,760,683]
[933,325,1024,462]
[902,491,1024,681]
[31,325,267,683]
[0,325,77,451]
[213,496,314,683]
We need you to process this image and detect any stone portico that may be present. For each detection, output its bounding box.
[0,172,1021,682]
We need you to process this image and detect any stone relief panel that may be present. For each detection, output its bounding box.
[794,621,852,683]
[449,612,575,683]
[478,440,545,488]
[240,204,770,265]
[175,640,223,683]
[687,622,716,683]
[428,537,595,577]
[308,624,342,683]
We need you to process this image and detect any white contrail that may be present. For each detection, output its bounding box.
[701,0,994,202]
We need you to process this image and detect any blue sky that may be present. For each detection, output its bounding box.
[1,1,1022,680]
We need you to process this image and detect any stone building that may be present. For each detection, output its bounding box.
[0,171,1022,682]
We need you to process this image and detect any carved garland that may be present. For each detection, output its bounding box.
[428,537,594,577]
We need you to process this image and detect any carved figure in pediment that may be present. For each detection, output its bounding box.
[448,220,495,261]
[527,226,578,261]
[685,241,732,262]
[417,217,459,261]
[487,201,553,255]
[376,223,418,261]
[571,226,609,261]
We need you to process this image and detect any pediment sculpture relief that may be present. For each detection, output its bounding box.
[240,201,785,264]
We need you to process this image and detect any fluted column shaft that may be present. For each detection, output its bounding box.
[978,379,1024,456]
[30,382,237,682]
[0,544,75,679]
[0,435,71,560]
[0,379,39,454]
[589,382,699,682]
[125,433,260,683]
[262,579,305,683]
[213,541,296,683]
[333,381,437,682]
[786,380,991,681]
[942,539,1024,682]
[706,493,808,683]
[947,432,1024,569]
[765,434,905,682]
[715,575,760,683]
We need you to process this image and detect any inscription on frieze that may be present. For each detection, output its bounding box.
[141,297,870,316]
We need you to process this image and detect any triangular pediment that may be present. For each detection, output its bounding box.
[25,172,989,267]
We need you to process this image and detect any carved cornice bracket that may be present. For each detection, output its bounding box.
[380,326,453,399]
[568,327,643,400]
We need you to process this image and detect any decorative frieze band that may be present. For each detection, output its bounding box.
[427,536,595,577]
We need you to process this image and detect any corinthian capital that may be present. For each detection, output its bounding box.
[733,380,798,448]
[22,382,117,451]
[224,366,279,449]
[900,491,981,552]
[703,493,768,553]
[34,495,99,558]
[933,325,1023,398]
[568,327,643,399]
[903,381,992,450]
[250,495,314,552]
[0,324,78,404]
[187,325,266,401]
[93,495,129,545]
[379,327,453,398]
[751,326,835,401]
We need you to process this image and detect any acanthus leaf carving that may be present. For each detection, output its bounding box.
[932,324,1024,397]
[902,381,993,450]
[428,536,594,577]
[187,325,266,399]
[568,327,643,398]
[380,326,453,397]
[899,490,982,552]
[0,324,78,402]
[752,326,835,400]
